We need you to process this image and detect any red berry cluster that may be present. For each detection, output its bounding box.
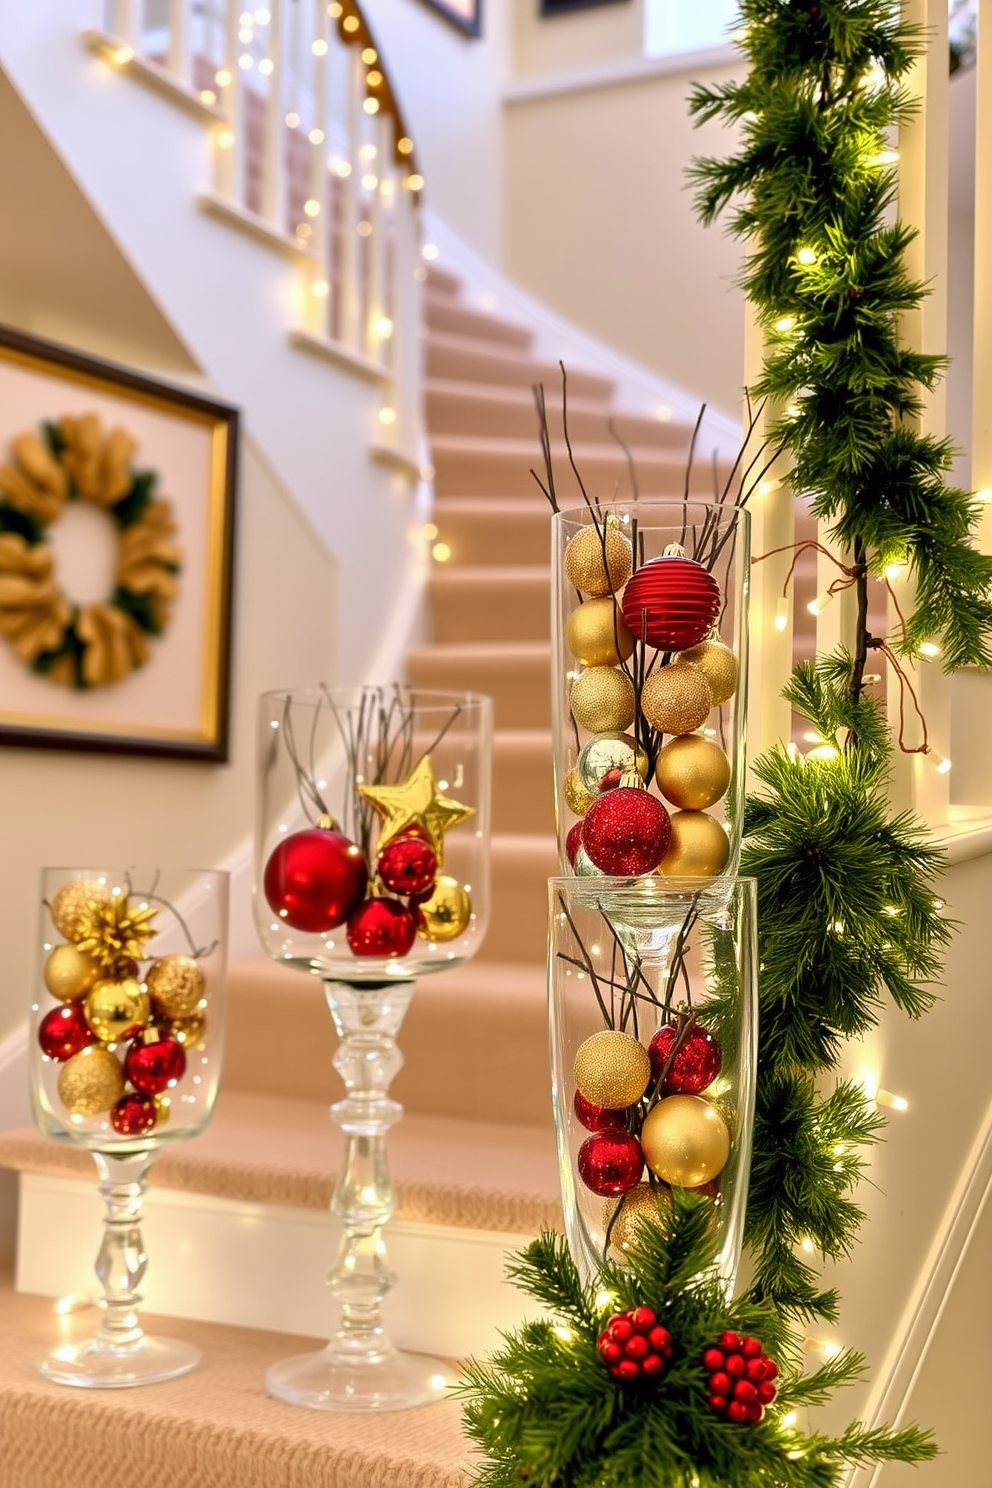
[703,1332,778,1423]
[597,1306,673,1381]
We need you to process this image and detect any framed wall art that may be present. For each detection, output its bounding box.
[540,0,630,15]
[0,325,238,761]
[419,0,482,37]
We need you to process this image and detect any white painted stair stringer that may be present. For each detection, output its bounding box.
[0,0,421,691]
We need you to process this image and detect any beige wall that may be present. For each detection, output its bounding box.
[503,61,746,415]
[512,0,644,76]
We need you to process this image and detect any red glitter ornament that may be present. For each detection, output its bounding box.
[581,789,672,875]
[577,1126,644,1196]
[648,1022,722,1094]
[346,897,417,957]
[110,1092,158,1137]
[125,1036,186,1095]
[573,1089,628,1132]
[264,827,368,933]
[597,1306,673,1381]
[704,1334,778,1423]
[621,556,721,652]
[38,1003,94,1062]
[377,833,437,898]
[565,821,584,867]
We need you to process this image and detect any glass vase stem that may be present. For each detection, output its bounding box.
[92,1150,152,1352]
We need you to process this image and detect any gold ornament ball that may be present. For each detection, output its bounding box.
[152,1094,171,1127]
[678,639,739,706]
[577,733,648,792]
[658,810,730,879]
[571,667,636,734]
[641,1094,730,1187]
[655,736,731,811]
[169,1012,207,1048]
[606,1182,672,1254]
[565,599,635,668]
[50,879,113,942]
[43,943,103,1002]
[147,954,206,1021]
[84,977,151,1045]
[564,768,596,817]
[563,517,633,597]
[573,1030,651,1109]
[416,875,472,942]
[57,1045,126,1117]
[640,662,712,736]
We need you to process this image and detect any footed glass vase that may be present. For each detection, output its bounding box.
[254,685,492,1411]
[548,875,757,1292]
[30,866,228,1387]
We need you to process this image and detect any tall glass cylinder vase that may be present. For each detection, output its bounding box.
[548,875,757,1293]
[254,685,492,1412]
[552,501,749,886]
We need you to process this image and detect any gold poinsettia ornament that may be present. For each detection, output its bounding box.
[75,892,158,970]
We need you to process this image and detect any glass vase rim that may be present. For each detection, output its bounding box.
[552,499,751,528]
[549,873,757,889]
[259,685,493,715]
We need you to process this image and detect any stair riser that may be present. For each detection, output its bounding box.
[428,571,550,643]
[407,648,551,729]
[482,838,560,965]
[493,738,555,835]
[428,390,694,450]
[424,296,533,350]
[426,339,614,398]
[433,500,552,567]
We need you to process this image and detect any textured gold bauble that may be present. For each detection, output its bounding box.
[678,639,738,706]
[565,599,635,668]
[153,1094,171,1127]
[169,1013,207,1048]
[43,943,103,1002]
[641,1095,730,1187]
[563,517,633,597]
[564,768,596,817]
[577,733,648,792]
[655,736,731,811]
[606,1181,672,1254]
[84,977,151,1044]
[57,1045,126,1116]
[50,880,113,942]
[416,875,472,942]
[147,954,206,1021]
[573,1030,651,1109]
[571,667,636,734]
[658,810,730,878]
[640,663,712,736]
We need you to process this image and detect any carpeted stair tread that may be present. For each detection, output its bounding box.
[426,378,693,448]
[0,1272,470,1488]
[428,565,550,643]
[425,329,614,399]
[431,499,551,567]
[423,293,534,350]
[431,434,727,500]
[493,729,555,834]
[406,642,551,728]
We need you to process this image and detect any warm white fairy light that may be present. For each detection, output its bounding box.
[926,748,951,774]
[215,67,232,86]
[312,38,328,55]
[869,148,899,165]
[796,247,817,265]
[774,597,789,631]
[775,315,796,332]
[364,97,379,113]
[807,589,834,616]
[258,58,274,74]
[918,640,940,659]
[378,406,397,425]
[311,279,329,297]
[113,44,135,64]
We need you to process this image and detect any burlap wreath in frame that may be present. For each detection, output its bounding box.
[0,413,182,688]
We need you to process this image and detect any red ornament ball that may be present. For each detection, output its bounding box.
[565,821,584,867]
[125,1036,187,1095]
[38,1003,95,1062]
[597,1306,673,1381]
[621,556,721,653]
[346,897,417,958]
[577,1126,644,1196]
[573,1089,628,1132]
[377,833,437,898]
[704,1334,778,1423]
[110,1092,158,1137]
[264,827,368,933]
[581,788,672,875]
[648,1022,722,1095]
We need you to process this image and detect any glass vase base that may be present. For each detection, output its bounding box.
[37,1333,201,1389]
[265,1344,455,1413]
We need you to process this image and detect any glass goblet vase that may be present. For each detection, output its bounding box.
[30,866,229,1387]
[254,685,492,1412]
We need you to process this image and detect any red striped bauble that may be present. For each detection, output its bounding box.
[620,556,721,652]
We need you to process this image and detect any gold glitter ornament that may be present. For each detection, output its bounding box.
[563,517,632,597]
[606,1181,672,1253]
[43,943,103,1002]
[564,768,596,817]
[658,810,730,878]
[565,599,635,668]
[641,1094,730,1187]
[577,733,648,792]
[640,662,712,735]
[75,892,158,969]
[147,954,206,1021]
[678,639,738,706]
[57,1045,126,1116]
[152,1094,171,1127]
[415,875,472,942]
[573,1030,650,1109]
[50,879,113,942]
[84,977,151,1044]
[655,736,731,811]
[570,667,636,734]
[168,1012,207,1048]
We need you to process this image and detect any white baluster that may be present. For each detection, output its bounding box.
[111,0,139,46]
[306,0,330,329]
[337,45,363,352]
[390,182,423,466]
[261,0,287,229]
[167,0,191,85]
[365,112,388,367]
[215,0,246,207]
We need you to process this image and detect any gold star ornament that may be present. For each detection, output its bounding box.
[358,755,474,865]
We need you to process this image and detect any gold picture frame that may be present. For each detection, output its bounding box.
[0,325,237,761]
